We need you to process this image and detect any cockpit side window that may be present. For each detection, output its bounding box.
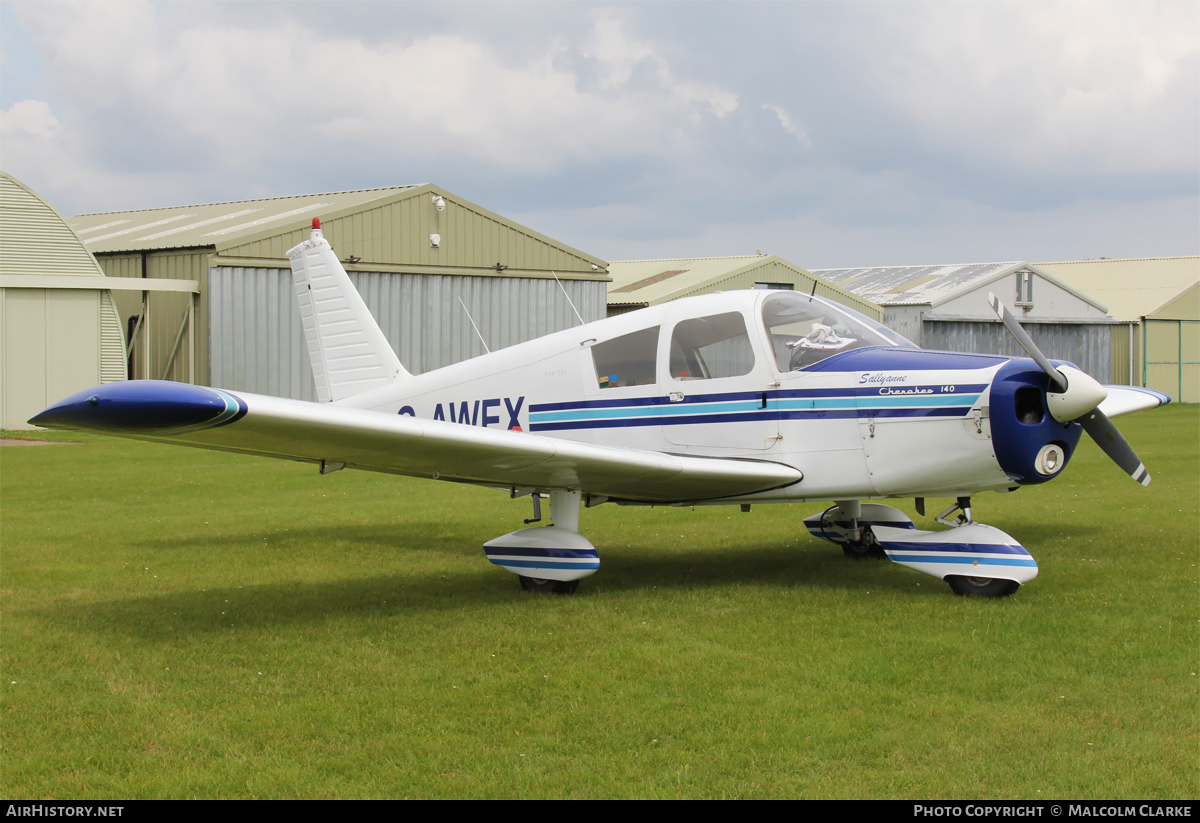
[761,293,911,371]
[591,326,659,389]
[670,312,755,380]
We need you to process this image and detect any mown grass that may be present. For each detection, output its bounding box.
[1,406,1196,799]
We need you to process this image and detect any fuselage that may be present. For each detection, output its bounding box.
[339,289,1083,503]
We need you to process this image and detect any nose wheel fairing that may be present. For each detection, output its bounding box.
[805,503,1037,590]
[872,522,1037,586]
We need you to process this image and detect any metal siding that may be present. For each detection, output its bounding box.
[209,267,605,400]
[883,306,925,347]
[922,320,1112,380]
[2,288,105,428]
[1110,323,1138,385]
[47,289,101,400]
[0,174,123,426]
[1151,282,1200,321]
[94,250,206,384]
[1144,319,1199,402]
[935,278,1106,320]
[99,291,127,383]
[2,289,46,428]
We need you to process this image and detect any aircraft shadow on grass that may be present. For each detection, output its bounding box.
[45,540,956,640]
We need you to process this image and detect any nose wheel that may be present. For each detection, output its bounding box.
[945,575,1020,598]
[842,528,886,560]
[518,576,579,595]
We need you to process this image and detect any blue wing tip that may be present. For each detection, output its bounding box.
[1101,385,1173,407]
[29,380,247,434]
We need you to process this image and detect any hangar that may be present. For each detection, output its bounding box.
[813,261,1116,381]
[69,186,610,401]
[0,172,128,429]
[1036,257,1198,402]
[607,254,881,320]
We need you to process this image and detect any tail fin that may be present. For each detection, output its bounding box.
[287,219,408,403]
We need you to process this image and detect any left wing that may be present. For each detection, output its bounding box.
[30,381,802,504]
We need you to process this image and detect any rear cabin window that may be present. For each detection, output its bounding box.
[669,312,755,380]
[591,326,659,389]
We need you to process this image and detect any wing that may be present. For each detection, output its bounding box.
[30,381,802,504]
[1097,386,1171,418]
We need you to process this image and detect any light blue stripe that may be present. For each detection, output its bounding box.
[531,400,761,423]
[887,554,1037,567]
[776,394,979,410]
[531,394,981,424]
[160,390,242,434]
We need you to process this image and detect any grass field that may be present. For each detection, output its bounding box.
[2,405,1196,799]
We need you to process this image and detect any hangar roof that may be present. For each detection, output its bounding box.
[1035,257,1200,321]
[68,184,608,278]
[1,171,106,278]
[608,254,881,320]
[813,261,1104,312]
[70,186,421,253]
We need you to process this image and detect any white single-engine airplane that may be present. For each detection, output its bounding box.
[32,221,1170,597]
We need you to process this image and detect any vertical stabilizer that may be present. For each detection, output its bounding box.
[287,219,408,402]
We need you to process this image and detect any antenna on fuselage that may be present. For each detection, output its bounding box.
[551,270,585,327]
[809,278,818,302]
[457,297,491,354]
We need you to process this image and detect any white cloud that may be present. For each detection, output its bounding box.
[1,99,58,138]
[761,104,808,144]
[868,2,1199,175]
[7,0,741,199]
[1,1,1194,265]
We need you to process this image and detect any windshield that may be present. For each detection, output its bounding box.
[760,292,914,371]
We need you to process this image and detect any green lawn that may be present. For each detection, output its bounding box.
[2,405,1196,798]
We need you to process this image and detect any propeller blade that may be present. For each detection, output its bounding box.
[987,292,1067,393]
[1080,407,1151,486]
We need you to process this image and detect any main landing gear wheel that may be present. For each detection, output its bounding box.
[518,576,579,595]
[842,528,886,560]
[946,575,1020,598]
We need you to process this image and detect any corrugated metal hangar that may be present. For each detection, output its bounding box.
[1036,257,1199,402]
[0,173,127,429]
[11,171,1194,419]
[69,185,610,401]
[607,254,881,320]
[814,261,1117,382]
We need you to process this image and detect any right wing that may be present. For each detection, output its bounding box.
[1097,386,1171,418]
[30,381,802,504]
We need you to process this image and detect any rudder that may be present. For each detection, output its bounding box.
[287,220,408,402]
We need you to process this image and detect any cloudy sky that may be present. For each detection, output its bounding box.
[2,0,1196,268]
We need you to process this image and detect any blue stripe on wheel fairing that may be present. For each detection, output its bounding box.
[488,558,602,570]
[886,554,1038,568]
[484,546,599,559]
[879,541,1032,557]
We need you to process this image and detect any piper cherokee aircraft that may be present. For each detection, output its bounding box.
[31,220,1170,597]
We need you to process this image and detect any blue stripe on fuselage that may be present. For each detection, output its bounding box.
[527,384,985,432]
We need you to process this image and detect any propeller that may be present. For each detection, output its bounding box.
[987,292,1151,486]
